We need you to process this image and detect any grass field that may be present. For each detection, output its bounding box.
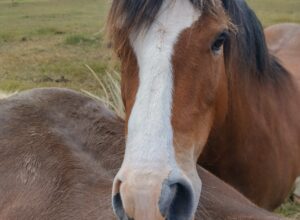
[0,0,300,218]
[0,0,113,95]
[1,0,300,95]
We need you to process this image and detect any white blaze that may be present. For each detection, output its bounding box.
[124,0,201,170]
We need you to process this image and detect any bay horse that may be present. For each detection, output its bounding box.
[108,0,300,218]
[0,88,283,219]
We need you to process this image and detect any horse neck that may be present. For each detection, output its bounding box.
[210,58,300,170]
[231,63,297,136]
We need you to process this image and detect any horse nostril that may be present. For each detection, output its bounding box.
[159,179,195,220]
[112,179,129,220]
[112,192,127,220]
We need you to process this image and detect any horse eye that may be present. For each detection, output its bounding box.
[211,32,228,54]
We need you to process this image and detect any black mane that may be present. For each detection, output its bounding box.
[221,0,289,82]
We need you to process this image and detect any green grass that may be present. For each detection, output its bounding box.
[64,35,99,45]
[0,0,300,218]
[0,0,115,96]
[276,199,300,219]
[248,0,300,26]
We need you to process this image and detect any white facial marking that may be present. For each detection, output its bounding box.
[124,0,201,170]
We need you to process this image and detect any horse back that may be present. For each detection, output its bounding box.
[0,88,124,219]
[265,23,300,82]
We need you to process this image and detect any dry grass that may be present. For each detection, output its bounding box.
[82,65,124,118]
[0,91,18,99]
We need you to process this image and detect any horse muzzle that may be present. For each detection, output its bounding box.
[112,168,196,220]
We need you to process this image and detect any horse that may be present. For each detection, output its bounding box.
[0,88,284,220]
[265,23,300,204]
[107,0,300,218]
[265,23,300,82]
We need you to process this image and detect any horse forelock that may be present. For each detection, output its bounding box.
[107,0,222,56]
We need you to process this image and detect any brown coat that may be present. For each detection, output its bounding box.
[0,88,283,219]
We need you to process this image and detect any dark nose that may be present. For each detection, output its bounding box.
[159,179,195,220]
